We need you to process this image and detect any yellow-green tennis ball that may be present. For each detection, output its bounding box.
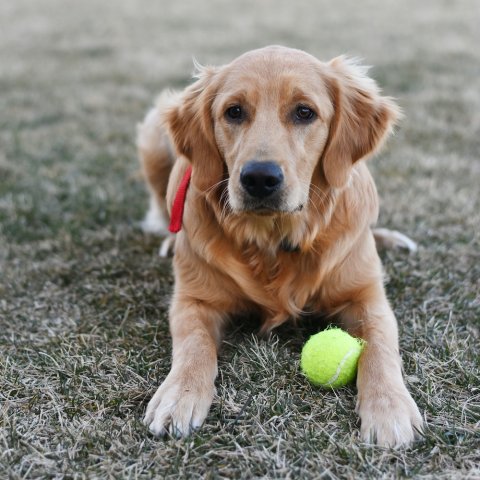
[301,328,365,388]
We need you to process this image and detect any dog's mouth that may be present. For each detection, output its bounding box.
[242,201,304,216]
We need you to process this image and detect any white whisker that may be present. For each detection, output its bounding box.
[205,178,229,195]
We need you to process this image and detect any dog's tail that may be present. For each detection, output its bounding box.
[372,228,417,253]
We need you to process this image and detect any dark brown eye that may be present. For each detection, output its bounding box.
[295,105,316,123]
[225,105,244,122]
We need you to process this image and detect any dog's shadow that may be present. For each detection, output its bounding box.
[223,312,331,353]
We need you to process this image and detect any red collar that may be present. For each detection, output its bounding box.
[168,166,192,233]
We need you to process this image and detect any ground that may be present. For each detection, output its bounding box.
[0,0,479,478]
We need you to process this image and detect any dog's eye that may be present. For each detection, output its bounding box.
[225,105,244,122]
[294,105,316,123]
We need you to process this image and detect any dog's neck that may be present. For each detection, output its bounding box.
[208,194,338,256]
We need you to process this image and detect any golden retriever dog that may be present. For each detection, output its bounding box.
[137,46,423,447]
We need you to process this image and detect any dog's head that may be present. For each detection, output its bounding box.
[165,46,400,216]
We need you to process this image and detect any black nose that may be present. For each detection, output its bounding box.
[240,161,284,198]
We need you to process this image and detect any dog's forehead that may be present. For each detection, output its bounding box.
[227,47,321,79]
[232,45,320,68]
[218,47,330,100]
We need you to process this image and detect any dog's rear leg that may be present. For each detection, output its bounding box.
[137,94,177,255]
[137,102,174,235]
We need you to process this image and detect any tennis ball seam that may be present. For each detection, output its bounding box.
[324,346,357,386]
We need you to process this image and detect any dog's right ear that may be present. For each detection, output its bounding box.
[164,66,225,192]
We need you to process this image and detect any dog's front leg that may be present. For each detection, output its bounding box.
[340,288,423,447]
[144,298,223,437]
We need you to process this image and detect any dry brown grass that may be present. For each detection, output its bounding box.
[1,0,479,478]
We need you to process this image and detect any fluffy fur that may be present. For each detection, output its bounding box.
[137,46,422,446]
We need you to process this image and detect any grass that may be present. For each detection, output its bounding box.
[1,0,479,478]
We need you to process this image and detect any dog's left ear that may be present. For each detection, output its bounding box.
[321,57,401,188]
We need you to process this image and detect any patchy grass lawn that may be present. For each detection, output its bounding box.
[1,0,479,478]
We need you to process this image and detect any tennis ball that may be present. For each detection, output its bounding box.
[300,328,365,388]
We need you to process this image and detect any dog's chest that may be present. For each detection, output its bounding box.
[242,248,322,317]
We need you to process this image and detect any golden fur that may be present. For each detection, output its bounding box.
[137,46,422,446]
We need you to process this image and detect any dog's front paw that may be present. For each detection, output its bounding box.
[357,388,423,447]
[143,371,215,438]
